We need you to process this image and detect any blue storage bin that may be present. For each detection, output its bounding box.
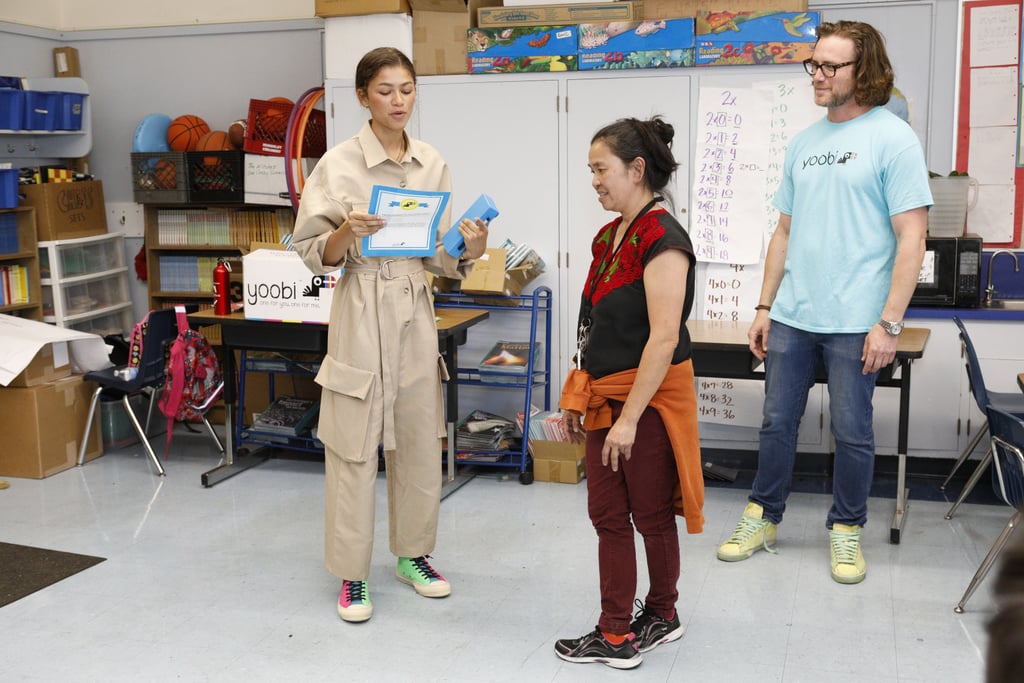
[0,168,18,209]
[0,211,18,253]
[23,90,57,130]
[0,89,24,130]
[56,92,86,130]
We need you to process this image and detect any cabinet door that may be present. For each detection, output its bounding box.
[416,78,562,373]
[563,74,691,386]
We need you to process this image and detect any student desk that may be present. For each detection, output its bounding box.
[188,308,490,488]
[686,320,930,544]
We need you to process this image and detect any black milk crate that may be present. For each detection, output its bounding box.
[131,151,188,204]
[185,150,244,203]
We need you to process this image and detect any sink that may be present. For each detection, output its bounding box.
[984,299,1024,310]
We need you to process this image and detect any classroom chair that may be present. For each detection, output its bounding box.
[942,317,1024,520]
[954,406,1024,613]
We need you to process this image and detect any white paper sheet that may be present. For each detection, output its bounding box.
[0,314,112,386]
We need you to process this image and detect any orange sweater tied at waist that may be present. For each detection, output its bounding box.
[559,360,705,534]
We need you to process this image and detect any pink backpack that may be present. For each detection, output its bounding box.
[158,306,223,448]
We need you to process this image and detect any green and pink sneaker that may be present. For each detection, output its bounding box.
[337,580,372,622]
[396,556,451,598]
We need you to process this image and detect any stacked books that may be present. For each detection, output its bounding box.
[517,406,572,443]
[249,395,319,438]
[455,409,518,451]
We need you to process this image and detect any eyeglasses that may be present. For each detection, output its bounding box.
[802,59,857,78]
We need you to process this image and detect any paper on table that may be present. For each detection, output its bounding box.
[0,314,112,386]
[362,185,450,257]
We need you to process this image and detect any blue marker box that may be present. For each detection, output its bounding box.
[578,18,694,71]
[444,194,499,257]
[695,11,819,66]
[467,26,578,73]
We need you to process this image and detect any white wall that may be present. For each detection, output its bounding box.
[0,0,315,30]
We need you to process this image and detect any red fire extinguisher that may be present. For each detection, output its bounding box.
[213,258,231,315]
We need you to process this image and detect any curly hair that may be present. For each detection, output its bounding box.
[815,21,893,107]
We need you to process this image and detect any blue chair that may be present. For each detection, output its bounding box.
[943,317,1024,519]
[76,308,178,476]
[955,406,1024,613]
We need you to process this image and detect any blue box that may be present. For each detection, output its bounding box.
[444,194,499,257]
[56,92,86,130]
[23,90,58,130]
[695,11,819,66]
[0,89,24,130]
[0,211,18,252]
[578,18,694,70]
[468,26,578,74]
[0,168,18,210]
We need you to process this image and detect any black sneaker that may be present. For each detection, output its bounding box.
[629,600,684,653]
[554,627,642,669]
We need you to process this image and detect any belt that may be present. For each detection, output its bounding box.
[344,258,425,280]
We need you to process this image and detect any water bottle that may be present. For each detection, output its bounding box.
[213,258,231,315]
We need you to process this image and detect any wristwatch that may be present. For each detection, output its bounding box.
[878,319,904,336]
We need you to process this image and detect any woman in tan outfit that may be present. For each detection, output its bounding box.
[292,47,488,623]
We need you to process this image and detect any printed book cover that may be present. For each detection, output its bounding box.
[478,341,541,383]
[251,395,319,436]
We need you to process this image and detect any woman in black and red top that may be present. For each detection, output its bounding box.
[555,117,704,670]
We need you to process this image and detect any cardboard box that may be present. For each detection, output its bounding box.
[411,0,506,76]
[7,341,71,387]
[461,247,544,305]
[640,0,808,19]
[478,2,637,27]
[530,440,585,483]
[243,154,318,206]
[53,46,82,77]
[468,25,578,73]
[243,249,341,324]
[695,10,819,66]
[19,179,108,241]
[578,17,695,70]
[316,0,410,18]
[0,375,102,479]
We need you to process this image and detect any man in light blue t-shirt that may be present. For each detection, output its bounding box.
[716,20,931,585]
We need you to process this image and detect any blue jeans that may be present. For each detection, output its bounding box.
[750,321,879,528]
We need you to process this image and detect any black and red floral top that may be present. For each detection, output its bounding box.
[578,207,696,379]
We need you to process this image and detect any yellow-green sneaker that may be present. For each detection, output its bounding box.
[829,523,866,584]
[716,502,778,561]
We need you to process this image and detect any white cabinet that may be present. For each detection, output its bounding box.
[38,232,133,336]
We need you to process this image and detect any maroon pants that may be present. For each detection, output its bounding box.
[586,401,680,635]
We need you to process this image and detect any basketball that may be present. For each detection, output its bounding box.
[196,130,232,151]
[166,114,210,152]
[153,158,177,189]
[227,119,246,149]
[261,97,293,140]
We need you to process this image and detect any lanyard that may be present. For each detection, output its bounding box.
[576,196,661,369]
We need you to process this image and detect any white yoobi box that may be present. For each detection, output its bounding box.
[243,249,341,324]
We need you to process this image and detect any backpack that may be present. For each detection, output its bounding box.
[158,306,223,448]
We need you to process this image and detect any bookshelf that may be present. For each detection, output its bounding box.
[0,207,43,321]
[143,204,294,311]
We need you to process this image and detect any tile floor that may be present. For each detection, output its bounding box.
[0,431,1011,682]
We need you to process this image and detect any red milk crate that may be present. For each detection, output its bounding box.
[243,98,326,158]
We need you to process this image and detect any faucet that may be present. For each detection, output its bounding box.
[985,249,1021,305]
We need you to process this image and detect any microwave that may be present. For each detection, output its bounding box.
[911,234,983,308]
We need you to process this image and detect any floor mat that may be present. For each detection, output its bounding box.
[0,543,105,608]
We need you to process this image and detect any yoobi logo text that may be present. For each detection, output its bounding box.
[246,274,337,304]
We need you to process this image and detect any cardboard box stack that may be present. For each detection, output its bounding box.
[0,342,102,478]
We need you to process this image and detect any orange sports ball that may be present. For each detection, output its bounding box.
[196,130,232,151]
[227,119,247,149]
[153,159,177,189]
[166,114,211,152]
[261,97,293,140]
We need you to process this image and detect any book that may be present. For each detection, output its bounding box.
[251,395,319,436]
[478,340,541,384]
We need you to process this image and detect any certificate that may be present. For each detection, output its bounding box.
[361,185,450,257]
